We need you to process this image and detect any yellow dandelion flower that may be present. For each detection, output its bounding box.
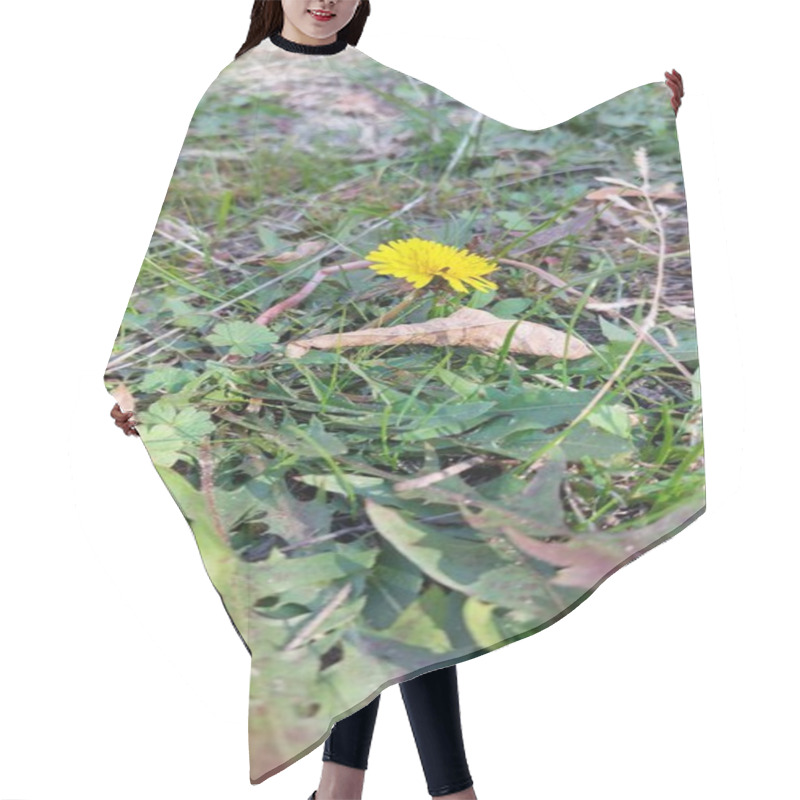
[363,237,499,293]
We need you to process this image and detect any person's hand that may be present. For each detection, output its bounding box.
[110,402,139,436]
[664,68,684,115]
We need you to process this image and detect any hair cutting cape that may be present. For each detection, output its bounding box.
[103,36,704,785]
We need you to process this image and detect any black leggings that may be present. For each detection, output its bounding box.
[323,665,473,797]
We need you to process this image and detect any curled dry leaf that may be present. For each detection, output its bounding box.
[285,306,592,360]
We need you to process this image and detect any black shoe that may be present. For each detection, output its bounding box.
[307,792,317,800]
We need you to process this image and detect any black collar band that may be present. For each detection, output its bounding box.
[269,31,348,55]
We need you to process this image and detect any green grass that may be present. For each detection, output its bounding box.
[107,66,701,587]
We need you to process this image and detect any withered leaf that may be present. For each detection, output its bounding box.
[504,497,705,589]
[109,382,136,414]
[285,307,592,360]
[271,240,326,263]
[585,181,683,201]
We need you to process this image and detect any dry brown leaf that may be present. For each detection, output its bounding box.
[109,382,136,414]
[271,240,327,263]
[502,500,704,589]
[665,304,695,320]
[586,182,683,201]
[608,194,639,212]
[518,207,596,250]
[285,307,592,360]
[503,532,624,589]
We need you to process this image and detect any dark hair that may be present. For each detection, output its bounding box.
[235,1,371,59]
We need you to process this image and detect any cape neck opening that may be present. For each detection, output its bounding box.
[269,30,348,55]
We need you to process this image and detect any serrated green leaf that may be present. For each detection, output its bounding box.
[206,320,278,357]
[138,399,216,441]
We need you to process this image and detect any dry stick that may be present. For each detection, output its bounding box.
[563,479,595,531]
[153,220,251,276]
[497,255,692,381]
[106,328,184,372]
[358,286,421,329]
[274,109,483,337]
[246,247,687,381]
[532,373,580,390]
[394,455,489,492]
[115,114,572,368]
[498,257,580,293]
[111,194,430,369]
[457,164,619,200]
[218,192,429,318]
[198,438,230,547]
[618,314,692,380]
[518,176,670,467]
[499,254,633,315]
[113,87,461,369]
[284,582,353,651]
[253,260,370,325]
